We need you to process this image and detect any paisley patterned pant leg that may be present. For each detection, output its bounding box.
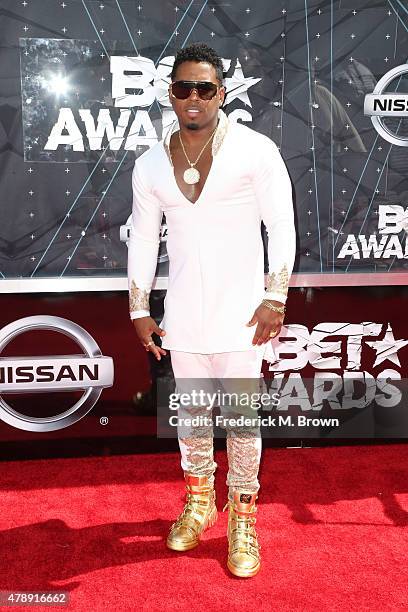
[170,348,264,492]
[225,419,262,496]
[212,349,264,496]
[170,351,218,486]
[177,403,217,488]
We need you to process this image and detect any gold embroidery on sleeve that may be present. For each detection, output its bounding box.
[265,264,289,296]
[129,280,149,312]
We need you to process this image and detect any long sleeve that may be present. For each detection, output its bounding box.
[252,137,296,304]
[127,159,163,320]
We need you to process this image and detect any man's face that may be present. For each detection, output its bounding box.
[169,61,225,131]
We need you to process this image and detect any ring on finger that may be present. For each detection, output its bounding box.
[269,330,278,338]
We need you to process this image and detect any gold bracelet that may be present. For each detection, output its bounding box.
[261,299,286,314]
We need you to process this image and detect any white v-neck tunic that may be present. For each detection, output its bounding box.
[128,110,296,354]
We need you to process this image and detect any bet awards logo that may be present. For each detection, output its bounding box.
[364,64,408,146]
[0,316,114,432]
[337,204,408,260]
[43,55,260,153]
[264,322,406,411]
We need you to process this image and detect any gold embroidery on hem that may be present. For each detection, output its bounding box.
[178,404,217,482]
[265,264,289,296]
[226,434,261,491]
[179,435,216,477]
[129,280,149,312]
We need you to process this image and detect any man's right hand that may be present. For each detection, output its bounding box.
[132,316,167,361]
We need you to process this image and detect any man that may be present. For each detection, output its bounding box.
[128,43,296,578]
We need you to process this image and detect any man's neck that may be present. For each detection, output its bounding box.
[178,117,219,147]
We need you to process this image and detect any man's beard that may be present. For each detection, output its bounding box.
[186,122,199,130]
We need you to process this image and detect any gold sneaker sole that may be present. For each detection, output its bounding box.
[166,537,199,552]
[227,559,261,578]
[166,506,218,552]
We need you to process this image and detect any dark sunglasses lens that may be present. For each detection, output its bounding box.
[197,83,218,99]
[171,82,191,99]
[172,82,218,100]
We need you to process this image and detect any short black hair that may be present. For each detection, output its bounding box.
[171,42,224,84]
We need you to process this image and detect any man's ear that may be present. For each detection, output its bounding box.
[168,87,175,108]
[219,86,226,107]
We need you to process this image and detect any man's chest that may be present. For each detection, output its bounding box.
[152,133,257,211]
[170,143,213,204]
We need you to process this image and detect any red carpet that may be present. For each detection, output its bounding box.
[1,445,408,611]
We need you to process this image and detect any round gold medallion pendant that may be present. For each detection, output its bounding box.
[183,167,200,185]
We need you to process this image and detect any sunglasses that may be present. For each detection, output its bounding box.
[170,80,219,100]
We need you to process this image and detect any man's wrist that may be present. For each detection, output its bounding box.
[261,299,286,314]
[263,290,287,304]
[130,310,150,320]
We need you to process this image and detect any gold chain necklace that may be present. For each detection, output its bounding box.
[178,125,217,185]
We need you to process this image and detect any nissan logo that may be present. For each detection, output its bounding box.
[0,316,114,432]
[364,64,408,147]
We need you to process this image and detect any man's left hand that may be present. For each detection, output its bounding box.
[246,301,285,345]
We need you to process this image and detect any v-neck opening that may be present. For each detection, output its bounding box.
[165,132,217,206]
[161,111,229,206]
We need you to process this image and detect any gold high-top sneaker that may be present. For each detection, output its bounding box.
[224,491,261,577]
[166,473,217,551]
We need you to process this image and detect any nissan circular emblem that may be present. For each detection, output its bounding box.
[364,64,408,147]
[0,316,114,432]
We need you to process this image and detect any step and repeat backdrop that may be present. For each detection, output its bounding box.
[1,0,408,288]
[0,0,408,454]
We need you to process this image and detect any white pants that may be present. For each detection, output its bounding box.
[170,347,264,494]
